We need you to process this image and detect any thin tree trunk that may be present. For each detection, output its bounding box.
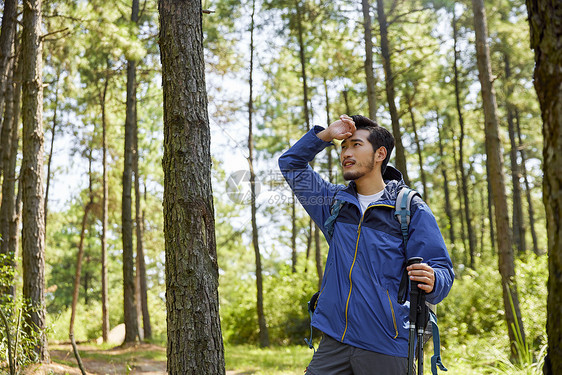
[472,0,525,359]
[406,92,427,200]
[361,0,377,121]
[69,155,94,337]
[504,53,526,255]
[134,124,151,340]
[486,159,496,252]
[100,68,110,343]
[375,0,409,184]
[44,68,61,231]
[0,0,17,128]
[0,32,19,299]
[21,0,48,361]
[515,110,540,255]
[291,199,297,273]
[437,114,455,253]
[122,0,140,343]
[247,0,269,348]
[324,78,334,184]
[295,0,310,131]
[159,0,226,372]
[453,8,476,268]
[525,0,562,371]
[452,133,468,262]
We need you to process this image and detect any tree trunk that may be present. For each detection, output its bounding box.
[471,0,525,359]
[134,120,151,340]
[361,0,377,121]
[525,0,562,371]
[0,31,19,299]
[122,0,140,343]
[452,8,476,268]
[437,115,455,254]
[291,199,297,273]
[100,68,110,343]
[44,68,61,231]
[69,160,94,337]
[515,110,540,255]
[451,133,468,262]
[375,0,409,185]
[0,0,17,129]
[406,92,427,200]
[504,53,526,255]
[21,0,48,361]
[324,78,334,184]
[159,0,225,372]
[248,0,269,348]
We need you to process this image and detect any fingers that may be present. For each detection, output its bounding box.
[407,263,435,293]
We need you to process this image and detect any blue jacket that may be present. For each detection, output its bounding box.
[278,126,454,358]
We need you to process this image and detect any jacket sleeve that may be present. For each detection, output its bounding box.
[406,200,455,305]
[278,126,340,237]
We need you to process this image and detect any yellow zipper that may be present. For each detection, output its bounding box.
[386,290,399,338]
[340,203,398,342]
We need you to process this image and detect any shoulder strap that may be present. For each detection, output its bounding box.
[397,188,420,304]
[395,187,419,247]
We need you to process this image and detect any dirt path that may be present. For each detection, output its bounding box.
[21,343,244,374]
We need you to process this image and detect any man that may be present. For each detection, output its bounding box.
[278,114,454,374]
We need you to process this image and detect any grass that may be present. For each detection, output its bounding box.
[225,344,312,374]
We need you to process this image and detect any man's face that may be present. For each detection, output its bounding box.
[340,129,376,181]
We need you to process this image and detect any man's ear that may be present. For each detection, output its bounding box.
[376,147,387,161]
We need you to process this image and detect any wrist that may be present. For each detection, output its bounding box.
[316,128,333,142]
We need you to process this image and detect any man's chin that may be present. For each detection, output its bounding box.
[343,171,361,181]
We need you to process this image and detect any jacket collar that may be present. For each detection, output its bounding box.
[336,165,407,204]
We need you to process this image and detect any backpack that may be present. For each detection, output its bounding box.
[306,187,447,374]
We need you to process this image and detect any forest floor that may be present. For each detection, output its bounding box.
[21,342,283,374]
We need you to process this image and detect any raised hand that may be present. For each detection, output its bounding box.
[318,114,356,142]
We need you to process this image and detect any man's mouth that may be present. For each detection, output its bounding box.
[343,160,355,168]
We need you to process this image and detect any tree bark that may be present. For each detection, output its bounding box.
[248,0,269,348]
[452,8,476,268]
[100,68,110,342]
[159,0,225,372]
[471,0,525,359]
[525,0,562,371]
[21,0,49,361]
[375,0,409,185]
[0,30,19,299]
[122,0,140,343]
[361,0,377,121]
[0,0,17,129]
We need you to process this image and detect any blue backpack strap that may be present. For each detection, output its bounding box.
[324,198,344,240]
[396,188,419,304]
[429,309,447,374]
[395,187,418,247]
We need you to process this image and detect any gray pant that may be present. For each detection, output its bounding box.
[305,334,407,375]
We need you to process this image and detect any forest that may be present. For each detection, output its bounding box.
[0,0,560,374]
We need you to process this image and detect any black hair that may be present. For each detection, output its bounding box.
[350,115,394,174]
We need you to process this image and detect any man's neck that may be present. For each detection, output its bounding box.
[355,172,386,195]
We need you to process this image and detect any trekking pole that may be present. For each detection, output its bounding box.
[416,287,428,375]
[407,256,423,375]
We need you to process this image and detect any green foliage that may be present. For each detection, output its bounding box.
[220,264,318,346]
[438,254,547,373]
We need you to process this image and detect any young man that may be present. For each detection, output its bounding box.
[278,115,454,374]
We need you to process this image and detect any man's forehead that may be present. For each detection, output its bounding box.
[342,129,370,144]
